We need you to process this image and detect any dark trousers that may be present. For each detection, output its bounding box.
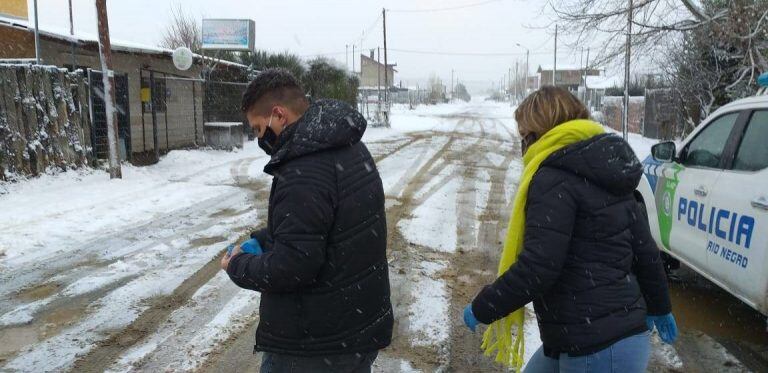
[260,351,379,373]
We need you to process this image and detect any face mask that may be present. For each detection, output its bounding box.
[521,132,538,155]
[258,114,278,155]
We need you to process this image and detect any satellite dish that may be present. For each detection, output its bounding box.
[172,46,194,71]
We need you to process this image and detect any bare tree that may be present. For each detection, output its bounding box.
[553,0,768,130]
[551,0,766,70]
[159,4,201,53]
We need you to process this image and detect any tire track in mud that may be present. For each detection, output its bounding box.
[443,134,520,373]
[373,136,424,164]
[0,156,269,304]
[69,243,239,373]
[0,191,252,314]
[382,116,520,371]
[379,130,462,371]
[64,160,272,373]
[0,157,270,372]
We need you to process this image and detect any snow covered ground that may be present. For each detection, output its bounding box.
[0,99,754,372]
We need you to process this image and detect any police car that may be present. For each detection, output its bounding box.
[637,74,768,317]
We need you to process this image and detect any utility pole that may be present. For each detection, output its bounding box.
[451,69,454,102]
[382,8,389,111]
[69,0,77,70]
[508,67,512,105]
[585,48,591,108]
[352,45,356,74]
[346,44,349,71]
[69,0,74,36]
[553,24,558,86]
[95,0,122,178]
[377,47,382,110]
[516,43,530,98]
[622,0,633,140]
[33,0,41,64]
[514,62,518,103]
[515,44,528,97]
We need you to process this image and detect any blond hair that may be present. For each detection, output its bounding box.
[514,86,590,136]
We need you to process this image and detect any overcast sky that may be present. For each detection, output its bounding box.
[32,0,604,91]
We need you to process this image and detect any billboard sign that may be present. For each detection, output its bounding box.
[0,0,28,20]
[202,19,255,51]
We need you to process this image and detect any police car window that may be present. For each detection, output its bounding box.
[682,112,739,168]
[733,111,768,171]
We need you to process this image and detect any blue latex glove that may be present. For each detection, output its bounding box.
[239,238,263,255]
[463,304,480,332]
[647,313,678,344]
[226,239,263,256]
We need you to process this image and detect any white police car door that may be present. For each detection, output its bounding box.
[704,110,768,313]
[665,111,744,272]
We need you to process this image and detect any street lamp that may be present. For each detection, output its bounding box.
[516,43,530,98]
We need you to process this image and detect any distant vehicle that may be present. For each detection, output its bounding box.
[637,74,768,317]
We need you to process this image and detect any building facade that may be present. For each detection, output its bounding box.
[360,53,395,89]
[537,65,601,91]
[0,16,247,164]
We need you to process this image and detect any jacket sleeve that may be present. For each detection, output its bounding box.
[227,169,335,293]
[250,227,272,251]
[472,173,577,324]
[631,202,672,316]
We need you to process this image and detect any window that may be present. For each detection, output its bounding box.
[733,111,768,171]
[681,112,739,168]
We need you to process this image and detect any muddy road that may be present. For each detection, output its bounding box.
[2,103,767,372]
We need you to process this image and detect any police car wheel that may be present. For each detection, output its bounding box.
[661,251,681,273]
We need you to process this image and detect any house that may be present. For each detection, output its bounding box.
[0,14,248,164]
[359,52,396,89]
[536,65,600,91]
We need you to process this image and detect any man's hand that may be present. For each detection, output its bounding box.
[220,244,243,271]
[240,238,263,255]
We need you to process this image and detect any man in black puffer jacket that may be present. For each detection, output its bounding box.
[221,69,392,373]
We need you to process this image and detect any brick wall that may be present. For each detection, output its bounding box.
[600,96,645,134]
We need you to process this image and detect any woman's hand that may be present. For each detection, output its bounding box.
[463,304,480,332]
[646,313,678,344]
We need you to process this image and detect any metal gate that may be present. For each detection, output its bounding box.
[87,69,131,161]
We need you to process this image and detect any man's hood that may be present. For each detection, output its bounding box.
[542,133,643,196]
[264,99,367,174]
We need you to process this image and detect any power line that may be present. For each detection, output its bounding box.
[387,47,578,57]
[360,14,382,42]
[387,0,502,13]
[300,51,347,58]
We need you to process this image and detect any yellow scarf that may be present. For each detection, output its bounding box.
[481,119,605,370]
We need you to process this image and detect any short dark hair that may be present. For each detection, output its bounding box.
[241,68,307,115]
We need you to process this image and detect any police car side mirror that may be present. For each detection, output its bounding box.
[652,142,676,162]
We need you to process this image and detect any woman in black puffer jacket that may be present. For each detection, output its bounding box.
[463,87,677,372]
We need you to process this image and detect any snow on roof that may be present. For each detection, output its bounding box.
[359,85,398,90]
[537,64,589,72]
[586,74,623,89]
[204,122,243,127]
[0,15,248,69]
[602,96,645,102]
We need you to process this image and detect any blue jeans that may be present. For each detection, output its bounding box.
[260,351,378,373]
[524,331,651,373]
